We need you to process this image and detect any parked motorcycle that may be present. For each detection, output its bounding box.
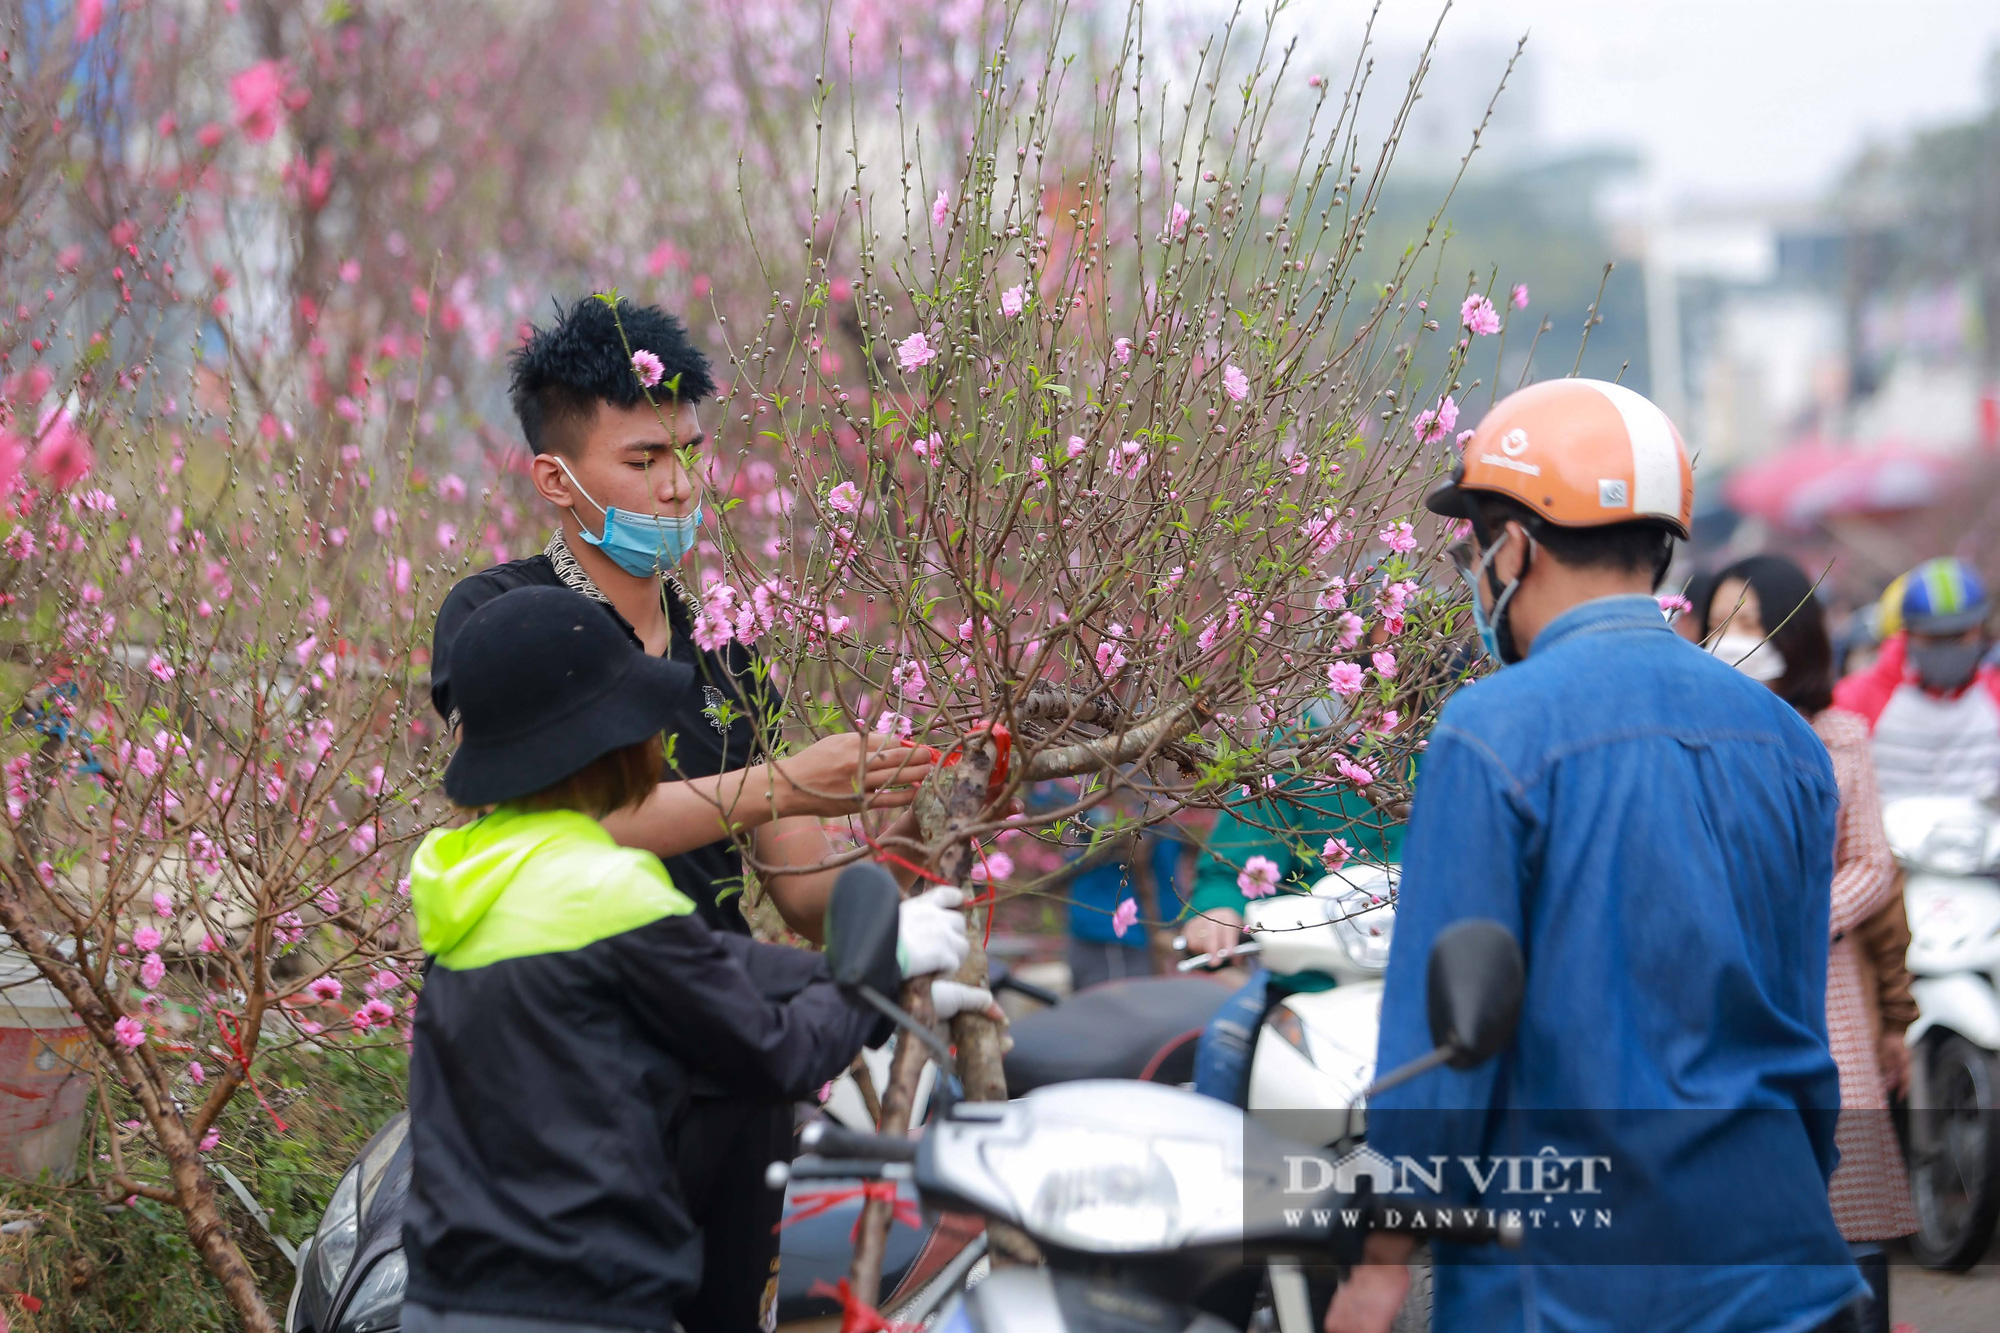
[1884,795,2000,1270]
[771,917,1523,1333]
[286,874,1395,1332]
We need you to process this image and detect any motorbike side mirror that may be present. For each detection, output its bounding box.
[825,863,902,997]
[1426,919,1524,1068]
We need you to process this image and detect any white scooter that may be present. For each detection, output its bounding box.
[1177,864,1397,1116]
[1883,795,2000,1270]
[1178,865,1415,1332]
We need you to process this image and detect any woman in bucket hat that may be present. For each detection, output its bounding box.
[401,586,973,1333]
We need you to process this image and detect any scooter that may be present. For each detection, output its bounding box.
[770,916,1524,1333]
[282,963,1237,1333]
[285,874,1392,1332]
[1883,795,2000,1270]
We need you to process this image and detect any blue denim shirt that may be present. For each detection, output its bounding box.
[1368,596,1862,1332]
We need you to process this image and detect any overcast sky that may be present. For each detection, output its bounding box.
[1264,0,2000,203]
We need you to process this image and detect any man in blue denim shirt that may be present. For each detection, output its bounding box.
[1330,381,1861,1333]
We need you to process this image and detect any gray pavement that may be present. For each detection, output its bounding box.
[1889,1232,2000,1333]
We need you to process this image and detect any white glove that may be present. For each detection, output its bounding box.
[897,885,969,978]
[931,980,998,1022]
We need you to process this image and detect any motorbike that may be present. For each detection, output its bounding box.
[771,916,1524,1333]
[1883,795,2000,1270]
[286,874,1397,1333]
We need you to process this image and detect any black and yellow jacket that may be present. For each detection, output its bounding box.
[403,807,884,1328]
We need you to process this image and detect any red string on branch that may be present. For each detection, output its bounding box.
[805,1277,910,1333]
[215,1010,289,1133]
[777,1179,921,1243]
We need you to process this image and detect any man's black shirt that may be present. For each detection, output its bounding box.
[429,549,780,935]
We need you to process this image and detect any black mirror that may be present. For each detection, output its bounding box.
[826,863,902,997]
[1425,919,1524,1068]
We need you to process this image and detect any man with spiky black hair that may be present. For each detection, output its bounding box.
[427,294,936,1332]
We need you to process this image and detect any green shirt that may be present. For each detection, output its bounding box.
[1186,756,1417,919]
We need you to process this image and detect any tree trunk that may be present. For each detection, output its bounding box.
[847,734,1002,1302]
[168,1132,279,1333]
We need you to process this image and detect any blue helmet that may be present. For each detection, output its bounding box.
[1901,557,1989,637]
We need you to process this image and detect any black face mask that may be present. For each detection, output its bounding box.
[1910,638,1987,694]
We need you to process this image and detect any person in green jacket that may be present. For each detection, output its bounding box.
[1185,751,1419,1105]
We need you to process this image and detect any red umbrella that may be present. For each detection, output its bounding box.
[1723,439,1959,530]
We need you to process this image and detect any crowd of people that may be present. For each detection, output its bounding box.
[393,293,1993,1333]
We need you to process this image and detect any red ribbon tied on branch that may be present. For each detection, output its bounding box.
[805,1277,912,1333]
[215,1009,289,1133]
[777,1179,921,1243]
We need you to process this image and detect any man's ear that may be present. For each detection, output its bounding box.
[1491,520,1532,585]
[529,451,575,509]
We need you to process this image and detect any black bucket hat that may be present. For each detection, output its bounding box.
[442,585,694,807]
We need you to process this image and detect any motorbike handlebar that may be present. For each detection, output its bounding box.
[799,1120,919,1162]
[763,1154,915,1190]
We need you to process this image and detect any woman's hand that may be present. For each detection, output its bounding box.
[1182,907,1245,968]
[767,733,935,818]
[1878,1033,1911,1094]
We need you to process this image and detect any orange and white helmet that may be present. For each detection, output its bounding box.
[1425,379,1693,539]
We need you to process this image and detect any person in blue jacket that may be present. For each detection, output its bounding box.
[1328,380,1863,1333]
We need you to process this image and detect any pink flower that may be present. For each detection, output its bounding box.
[1461,294,1501,336]
[1378,521,1417,554]
[199,1129,221,1152]
[1112,898,1140,938]
[827,481,861,514]
[1510,284,1530,310]
[1336,612,1364,650]
[1168,202,1192,238]
[145,654,176,683]
[1321,837,1353,870]
[1000,285,1026,318]
[308,976,343,1003]
[152,891,174,917]
[1094,634,1129,677]
[873,710,913,739]
[1237,855,1281,899]
[1222,364,1250,402]
[1027,456,1048,488]
[1413,395,1459,444]
[361,999,397,1025]
[1657,593,1692,619]
[188,1061,206,1085]
[435,521,458,550]
[1371,649,1398,679]
[932,190,951,227]
[114,1015,146,1049]
[1107,440,1149,479]
[631,349,665,389]
[31,410,93,489]
[140,952,166,990]
[134,926,161,951]
[1307,73,1325,89]
[909,430,944,466]
[895,332,937,372]
[438,473,468,503]
[1112,337,1133,365]
[971,851,1015,883]
[1336,756,1376,787]
[229,60,293,143]
[339,259,361,284]
[1327,661,1364,696]
[75,0,104,44]
[1066,435,1087,459]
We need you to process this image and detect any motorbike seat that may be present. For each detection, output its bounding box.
[1003,974,1236,1096]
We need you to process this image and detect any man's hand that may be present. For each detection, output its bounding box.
[1325,1234,1416,1333]
[768,733,935,818]
[1183,907,1245,967]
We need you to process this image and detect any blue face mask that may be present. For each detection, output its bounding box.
[555,457,701,578]
[1458,530,1527,668]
